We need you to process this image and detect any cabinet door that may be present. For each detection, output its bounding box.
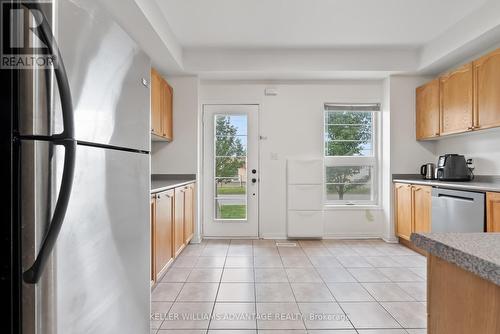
[150,68,162,136]
[155,190,174,279]
[473,48,500,130]
[150,195,156,285]
[440,63,473,135]
[184,184,195,244]
[395,183,413,240]
[416,79,440,140]
[413,185,431,233]
[162,81,173,141]
[174,187,185,256]
[486,192,500,232]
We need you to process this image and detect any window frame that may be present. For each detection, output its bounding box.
[323,104,380,207]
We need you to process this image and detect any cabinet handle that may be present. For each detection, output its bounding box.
[434,132,439,136]
[413,187,422,192]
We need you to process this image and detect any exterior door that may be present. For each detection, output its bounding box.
[203,105,259,237]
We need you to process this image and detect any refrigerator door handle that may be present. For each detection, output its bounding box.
[23,2,75,140]
[23,139,76,284]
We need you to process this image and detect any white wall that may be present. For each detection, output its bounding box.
[151,76,199,174]
[200,81,386,239]
[435,127,500,175]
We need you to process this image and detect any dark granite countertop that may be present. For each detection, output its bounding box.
[393,174,500,192]
[411,232,500,286]
[151,174,196,193]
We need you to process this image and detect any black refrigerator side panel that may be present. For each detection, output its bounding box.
[0,57,21,333]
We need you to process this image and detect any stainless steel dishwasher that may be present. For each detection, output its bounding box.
[431,188,485,232]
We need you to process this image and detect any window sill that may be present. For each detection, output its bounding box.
[323,204,382,211]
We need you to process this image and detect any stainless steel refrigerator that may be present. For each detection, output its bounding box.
[5,0,151,333]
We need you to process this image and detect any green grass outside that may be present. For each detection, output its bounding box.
[219,205,246,219]
[217,185,246,195]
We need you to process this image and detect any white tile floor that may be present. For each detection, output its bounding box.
[151,239,427,334]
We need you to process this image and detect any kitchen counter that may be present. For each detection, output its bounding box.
[411,232,500,286]
[393,174,500,192]
[151,174,196,193]
[412,232,500,333]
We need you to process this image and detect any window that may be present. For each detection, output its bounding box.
[324,103,380,206]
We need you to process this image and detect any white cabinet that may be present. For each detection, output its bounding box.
[287,159,324,238]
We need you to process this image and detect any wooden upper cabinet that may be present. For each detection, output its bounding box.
[416,79,440,140]
[150,68,173,141]
[162,81,173,141]
[486,192,500,232]
[440,63,474,135]
[395,183,413,240]
[473,48,500,130]
[184,184,195,244]
[412,185,431,233]
[154,190,174,279]
[150,69,162,136]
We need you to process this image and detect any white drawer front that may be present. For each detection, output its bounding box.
[288,184,323,210]
[287,211,324,237]
[287,160,323,184]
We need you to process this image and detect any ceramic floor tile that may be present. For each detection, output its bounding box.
[222,268,255,282]
[405,329,427,334]
[201,246,229,257]
[277,247,306,257]
[161,302,214,329]
[348,268,392,283]
[256,302,305,330]
[177,283,219,302]
[356,330,408,334]
[254,268,289,282]
[187,268,223,282]
[254,256,283,268]
[255,283,295,302]
[253,239,277,247]
[227,246,253,256]
[209,302,256,329]
[381,302,427,328]
[408,267,427,279]
[254,247,280,256]
[364,257,405,268]
[299,240,325,247]
[307,330,356,333]
[361,283,415,302]
[396,282,427,301]
[291,283,335,302]
[152,283,184,302]
[336,256,373,268]
[327,282,374,302]
[308,256,343,268]
[225,256,254,268]
[281,256,313,268]
[159,330,206,333]
[298,302,353,329]
[208,330,256,333]
[391,256,426,268]
[151,301,174,322]
[285,268,323,282]
[317,267,357,283]
[162,269,192,283]
[303,247,331,257]
[340,302,401,329]
[195,257,226,268]
[172,256,198,268]
[217,283,255,302]
[377,268,425,282]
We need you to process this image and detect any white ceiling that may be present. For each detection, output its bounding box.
[156,0,487,48]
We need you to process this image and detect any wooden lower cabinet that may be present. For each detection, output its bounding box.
[151,182,196,286]
[428,254,500,334]
[395,183,432,240]
[395,183,413,240]
[154,190,174,281]
[184,183,195,244]
[174,187,186,257]
[486,192,500,232]
[413,185,431,233]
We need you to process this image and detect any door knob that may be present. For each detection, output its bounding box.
[251,178,257,183]
[252,169,257,174]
